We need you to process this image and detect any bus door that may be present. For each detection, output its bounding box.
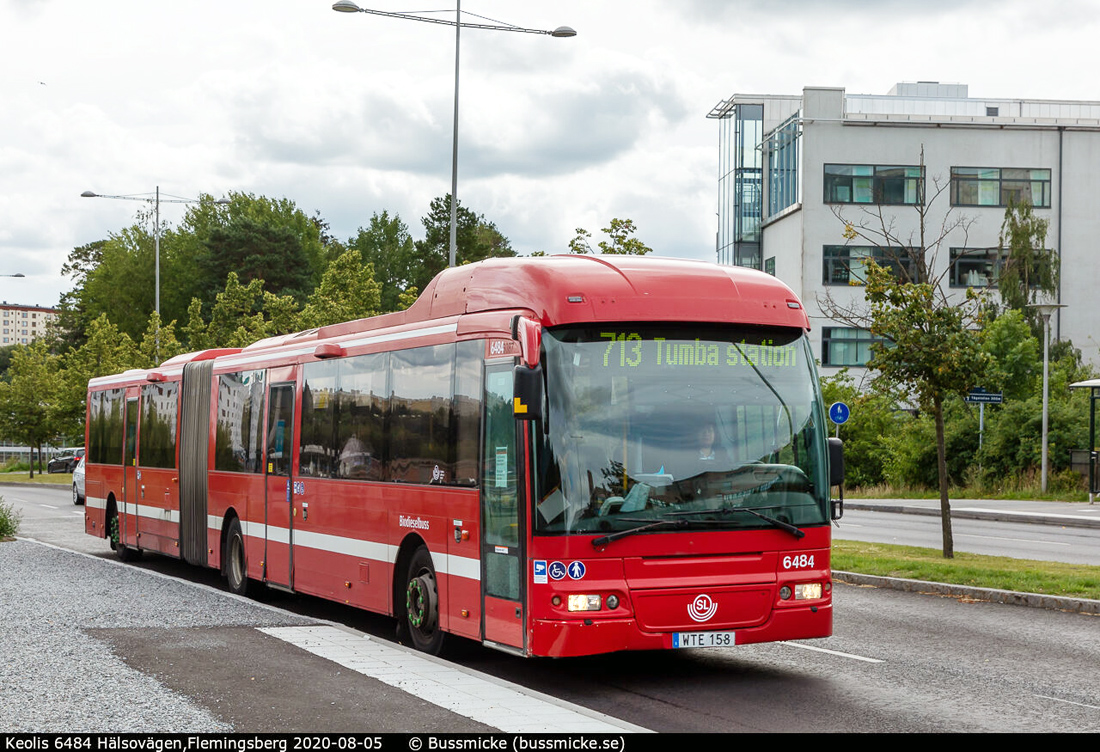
[480,364,525,650]
[120,390,140,550]
[263,378,296,589]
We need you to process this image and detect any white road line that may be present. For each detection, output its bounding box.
[956,533,1070,547]
[1033,694,1100,710]
[262,625,651,733]
[38,504,59,510]
[781,641,884,663]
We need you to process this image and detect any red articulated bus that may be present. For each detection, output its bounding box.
[84,255,844,658]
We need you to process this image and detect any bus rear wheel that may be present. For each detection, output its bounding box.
[225,517,249,596]
[402,547,444,655]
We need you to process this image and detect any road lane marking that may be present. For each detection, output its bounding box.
[261,625,651,733]
[956,533,1070,547]
[1033,694,1100,710]
[781,641,883,663]
[38,504,59,510]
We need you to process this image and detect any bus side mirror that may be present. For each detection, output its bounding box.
[828,437,844,520]
[513,364,544,421]
[828,437,844,487]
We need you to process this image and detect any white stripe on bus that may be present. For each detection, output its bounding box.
[90,487,481,583]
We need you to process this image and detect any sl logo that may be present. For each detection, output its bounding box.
[688,593,718,623]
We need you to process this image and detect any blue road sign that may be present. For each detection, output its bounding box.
[965,388,1004,404]
[829,402,850,425]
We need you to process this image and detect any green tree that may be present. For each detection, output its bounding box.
[569,218,653,255]
[819,370,902,488]
[196,217,314,305]
[822,148,990,557]
[298,249,382,329]
[0,342,63,477]
[136,312,184,369]
[863,263,990,557]
[412,195,515,292]
[74,222,158,342]
[997,198,1058,335]
[981,309,1040,402]
[55,240,107,350]
[205,273,270,349]
[348,211,417,313]
[57,315,140,441]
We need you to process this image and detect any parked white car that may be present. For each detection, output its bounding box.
[73,456,86,505]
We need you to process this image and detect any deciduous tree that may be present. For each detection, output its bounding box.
[569,218,653,256]
[821,148,989,558]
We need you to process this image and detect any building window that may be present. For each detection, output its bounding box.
[765,113,801,218]
[824,164,923,205]
[822,327,886,367]
[950,167,1051,208]
[986,106,999,117]
[822,246,917,285]
[950,248,1002,287]
[764,257,776,276]
[717,103,764,270]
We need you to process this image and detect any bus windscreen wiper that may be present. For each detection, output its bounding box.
[665,505,805,539]
[590,518,687,548]
[590,515,747,548]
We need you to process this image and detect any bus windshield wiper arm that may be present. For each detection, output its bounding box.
[590,518,687,548]
[666,506,805,539]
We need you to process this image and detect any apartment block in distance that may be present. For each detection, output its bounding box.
[708,82,1100,372]
[1,302,59,345]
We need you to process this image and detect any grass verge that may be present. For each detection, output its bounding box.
[0,471,71,486]
[833,539,1100,601]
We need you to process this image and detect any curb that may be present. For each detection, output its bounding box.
[845,501,1100,530]
[834,570,1100,616]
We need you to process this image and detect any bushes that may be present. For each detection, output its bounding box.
[823,327,1095,493]
[0,496,21,540]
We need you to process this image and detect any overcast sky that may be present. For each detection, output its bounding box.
[3,0,1098,310]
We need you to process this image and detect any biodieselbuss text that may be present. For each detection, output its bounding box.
[83,256,843,659]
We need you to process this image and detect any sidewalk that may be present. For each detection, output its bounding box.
[846,497,1100,529]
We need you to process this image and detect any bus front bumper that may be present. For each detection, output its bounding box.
[530,602,832,658]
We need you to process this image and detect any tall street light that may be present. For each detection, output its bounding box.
[81,187,230,318]
[1030,302,1066,493]
[81,187,230,361]
[332,1,575,268]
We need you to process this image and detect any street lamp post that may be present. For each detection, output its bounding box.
[1030,303,1067,493]
[81,187,229,361]
[332,1,575,268]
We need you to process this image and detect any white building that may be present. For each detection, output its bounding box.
[708,82,1100,372]
[1,302,59,345]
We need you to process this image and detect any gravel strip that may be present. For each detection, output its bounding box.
[0,540,315,732]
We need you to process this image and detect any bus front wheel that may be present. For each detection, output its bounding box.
[225,517,249,596]
[402,547,444,655]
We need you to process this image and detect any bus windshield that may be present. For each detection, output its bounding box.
[533,324,830,537]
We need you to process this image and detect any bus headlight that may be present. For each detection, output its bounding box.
[794,583,822,600]
[567,594,602,612]
[779,583,823,601]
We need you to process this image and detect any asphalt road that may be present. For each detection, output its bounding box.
[4,484,1099,733]
[834,507,1100,565]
